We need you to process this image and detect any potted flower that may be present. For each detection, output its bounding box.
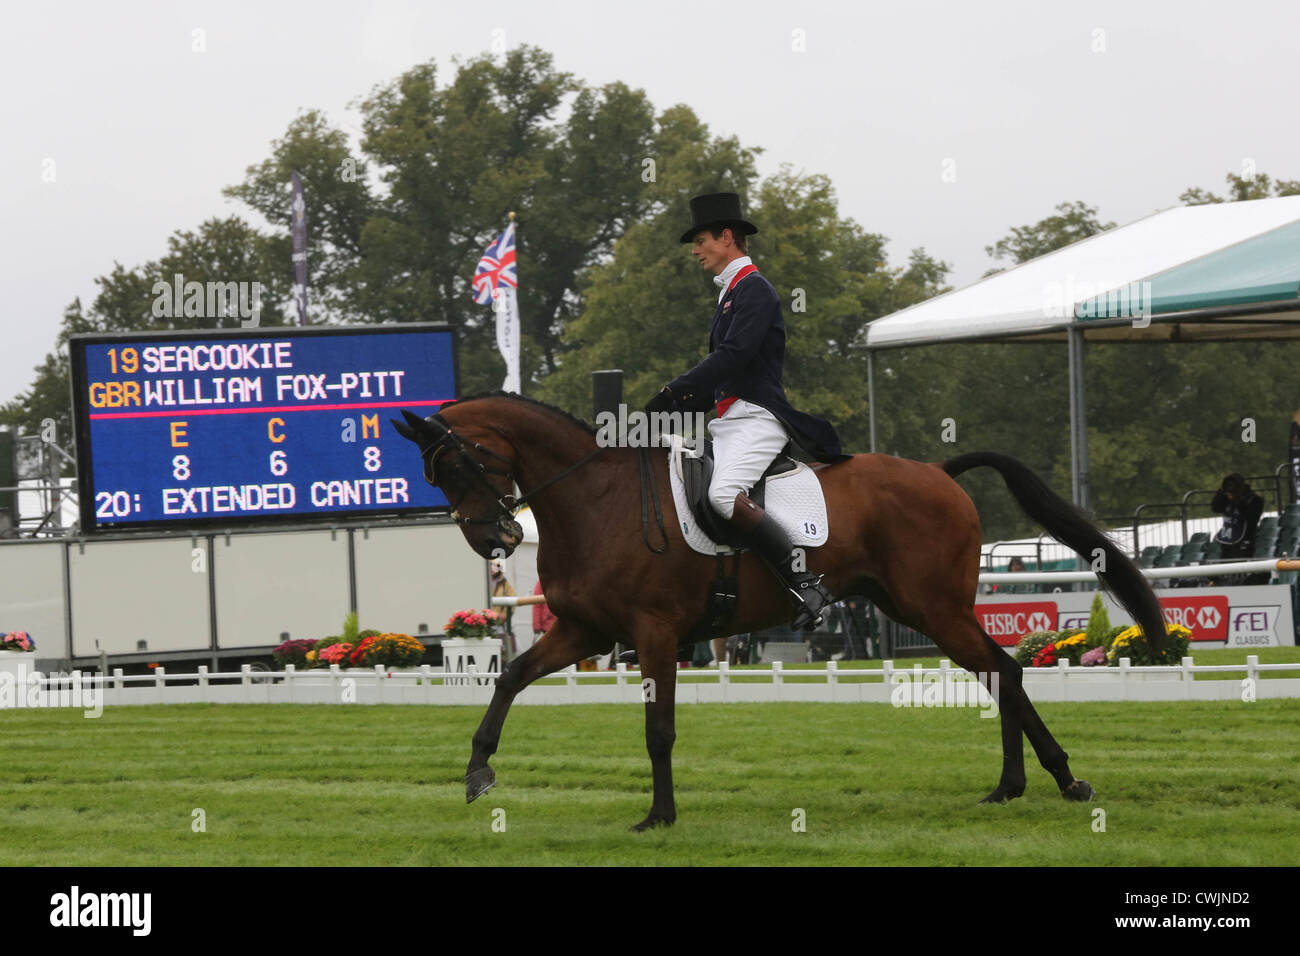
[442,610,502,684]
[0,631,36,679]
[272,638,317,669]
[355,633,426,672]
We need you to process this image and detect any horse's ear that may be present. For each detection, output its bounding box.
[391,418,417,443]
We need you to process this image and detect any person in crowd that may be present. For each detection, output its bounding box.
[1290,410,1300,503]
[1209,473,1265,585]
[531,579,555,643]
[490,560,516,656]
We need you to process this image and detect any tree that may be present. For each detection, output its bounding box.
[1180,171,1300,205]
[985,200,1115,269]
[327,48,660,394]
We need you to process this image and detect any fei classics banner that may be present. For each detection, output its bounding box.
[974,585,1294,648]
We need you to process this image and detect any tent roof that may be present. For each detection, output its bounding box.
[867,195,1300,350]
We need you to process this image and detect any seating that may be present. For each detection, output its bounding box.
[1254,536,1278,558]
[1155,545,1181,568]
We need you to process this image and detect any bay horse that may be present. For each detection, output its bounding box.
[393,393,1166,831]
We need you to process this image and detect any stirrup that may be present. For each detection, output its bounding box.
[788,575,832,631]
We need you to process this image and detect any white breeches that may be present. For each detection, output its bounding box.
[706,400,789,519]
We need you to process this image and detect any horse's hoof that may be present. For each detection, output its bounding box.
[466,766,496,804]
[979,786,1024,804]
[1062,778,1094,802]
[630,812,675,832]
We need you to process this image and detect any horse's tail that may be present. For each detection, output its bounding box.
[942,451,1167,649]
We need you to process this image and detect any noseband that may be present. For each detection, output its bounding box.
[418,415,604,536]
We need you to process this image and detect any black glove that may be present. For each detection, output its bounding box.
[645,386,675,414]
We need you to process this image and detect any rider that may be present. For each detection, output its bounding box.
[648,191,847,631]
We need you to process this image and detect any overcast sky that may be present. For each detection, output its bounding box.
[3,0,1298,408]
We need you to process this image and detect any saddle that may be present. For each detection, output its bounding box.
[679,438,799,550]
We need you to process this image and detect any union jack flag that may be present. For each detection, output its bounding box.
[472,222,517,305]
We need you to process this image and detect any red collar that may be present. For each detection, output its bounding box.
[726,263,758,293]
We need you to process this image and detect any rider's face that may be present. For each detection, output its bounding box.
[691,228,737,274]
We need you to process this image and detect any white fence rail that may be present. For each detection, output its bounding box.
[1,657,1296,710]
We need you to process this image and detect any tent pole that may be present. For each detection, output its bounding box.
[867,349,877,452]
[1068,326,1091,512]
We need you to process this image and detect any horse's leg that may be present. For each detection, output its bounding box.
[912,603,1029,803]
[630,624,680,831]
[465,618,591,803]
[925,606,1093,802]
[1010,665,1094,801]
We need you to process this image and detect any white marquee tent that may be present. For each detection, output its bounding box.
[865,195,1300,508]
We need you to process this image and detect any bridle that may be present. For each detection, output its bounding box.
[418,414,605,535]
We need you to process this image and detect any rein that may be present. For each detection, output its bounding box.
[422,415,670,553]
[421,418,604,529]
[638,447,669,553]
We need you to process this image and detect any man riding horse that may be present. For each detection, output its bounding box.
[646,191,847,632]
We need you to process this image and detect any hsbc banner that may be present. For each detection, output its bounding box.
[975,585,1294,648]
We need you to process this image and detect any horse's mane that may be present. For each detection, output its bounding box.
[442,391,600,437]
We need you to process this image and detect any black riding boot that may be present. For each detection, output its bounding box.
[730,492,833,630]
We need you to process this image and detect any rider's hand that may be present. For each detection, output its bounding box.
[645,386,675,414]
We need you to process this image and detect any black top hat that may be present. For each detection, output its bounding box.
[680,192,758,243]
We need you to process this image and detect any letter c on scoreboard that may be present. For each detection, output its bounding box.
[268,417,286,443]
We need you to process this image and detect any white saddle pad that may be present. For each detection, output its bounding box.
[665,434,830,555]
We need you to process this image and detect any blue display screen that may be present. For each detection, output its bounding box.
[70,326,456,531]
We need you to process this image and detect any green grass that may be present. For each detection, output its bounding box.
[1,698,1297,865]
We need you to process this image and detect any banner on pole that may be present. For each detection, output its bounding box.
[290,170,308,326]
[473,220,520,393]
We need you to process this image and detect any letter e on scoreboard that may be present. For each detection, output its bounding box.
[170,421,189,447]
[268,417,286,443]
[361,414,379,439]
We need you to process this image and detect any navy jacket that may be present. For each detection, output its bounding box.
[667,270,847,462]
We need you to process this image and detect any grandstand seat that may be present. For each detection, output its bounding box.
[1259,517,1279,535]
[1137,551,1156,569]
[1187,531,1210,545]
[1179,544,1206,565]
[1203,540,1223,563]
[1253,536,1278,558]
[1281,513,1300,531]
[1155,545,1181,568]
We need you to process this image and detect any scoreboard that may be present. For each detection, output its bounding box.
[70,325,457,532]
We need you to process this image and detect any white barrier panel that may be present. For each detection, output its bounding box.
[5,658,1296,710]
[214,530,349,649]
[974,584,1295,648]
[69,537,209,657]
[0,541,66,658]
